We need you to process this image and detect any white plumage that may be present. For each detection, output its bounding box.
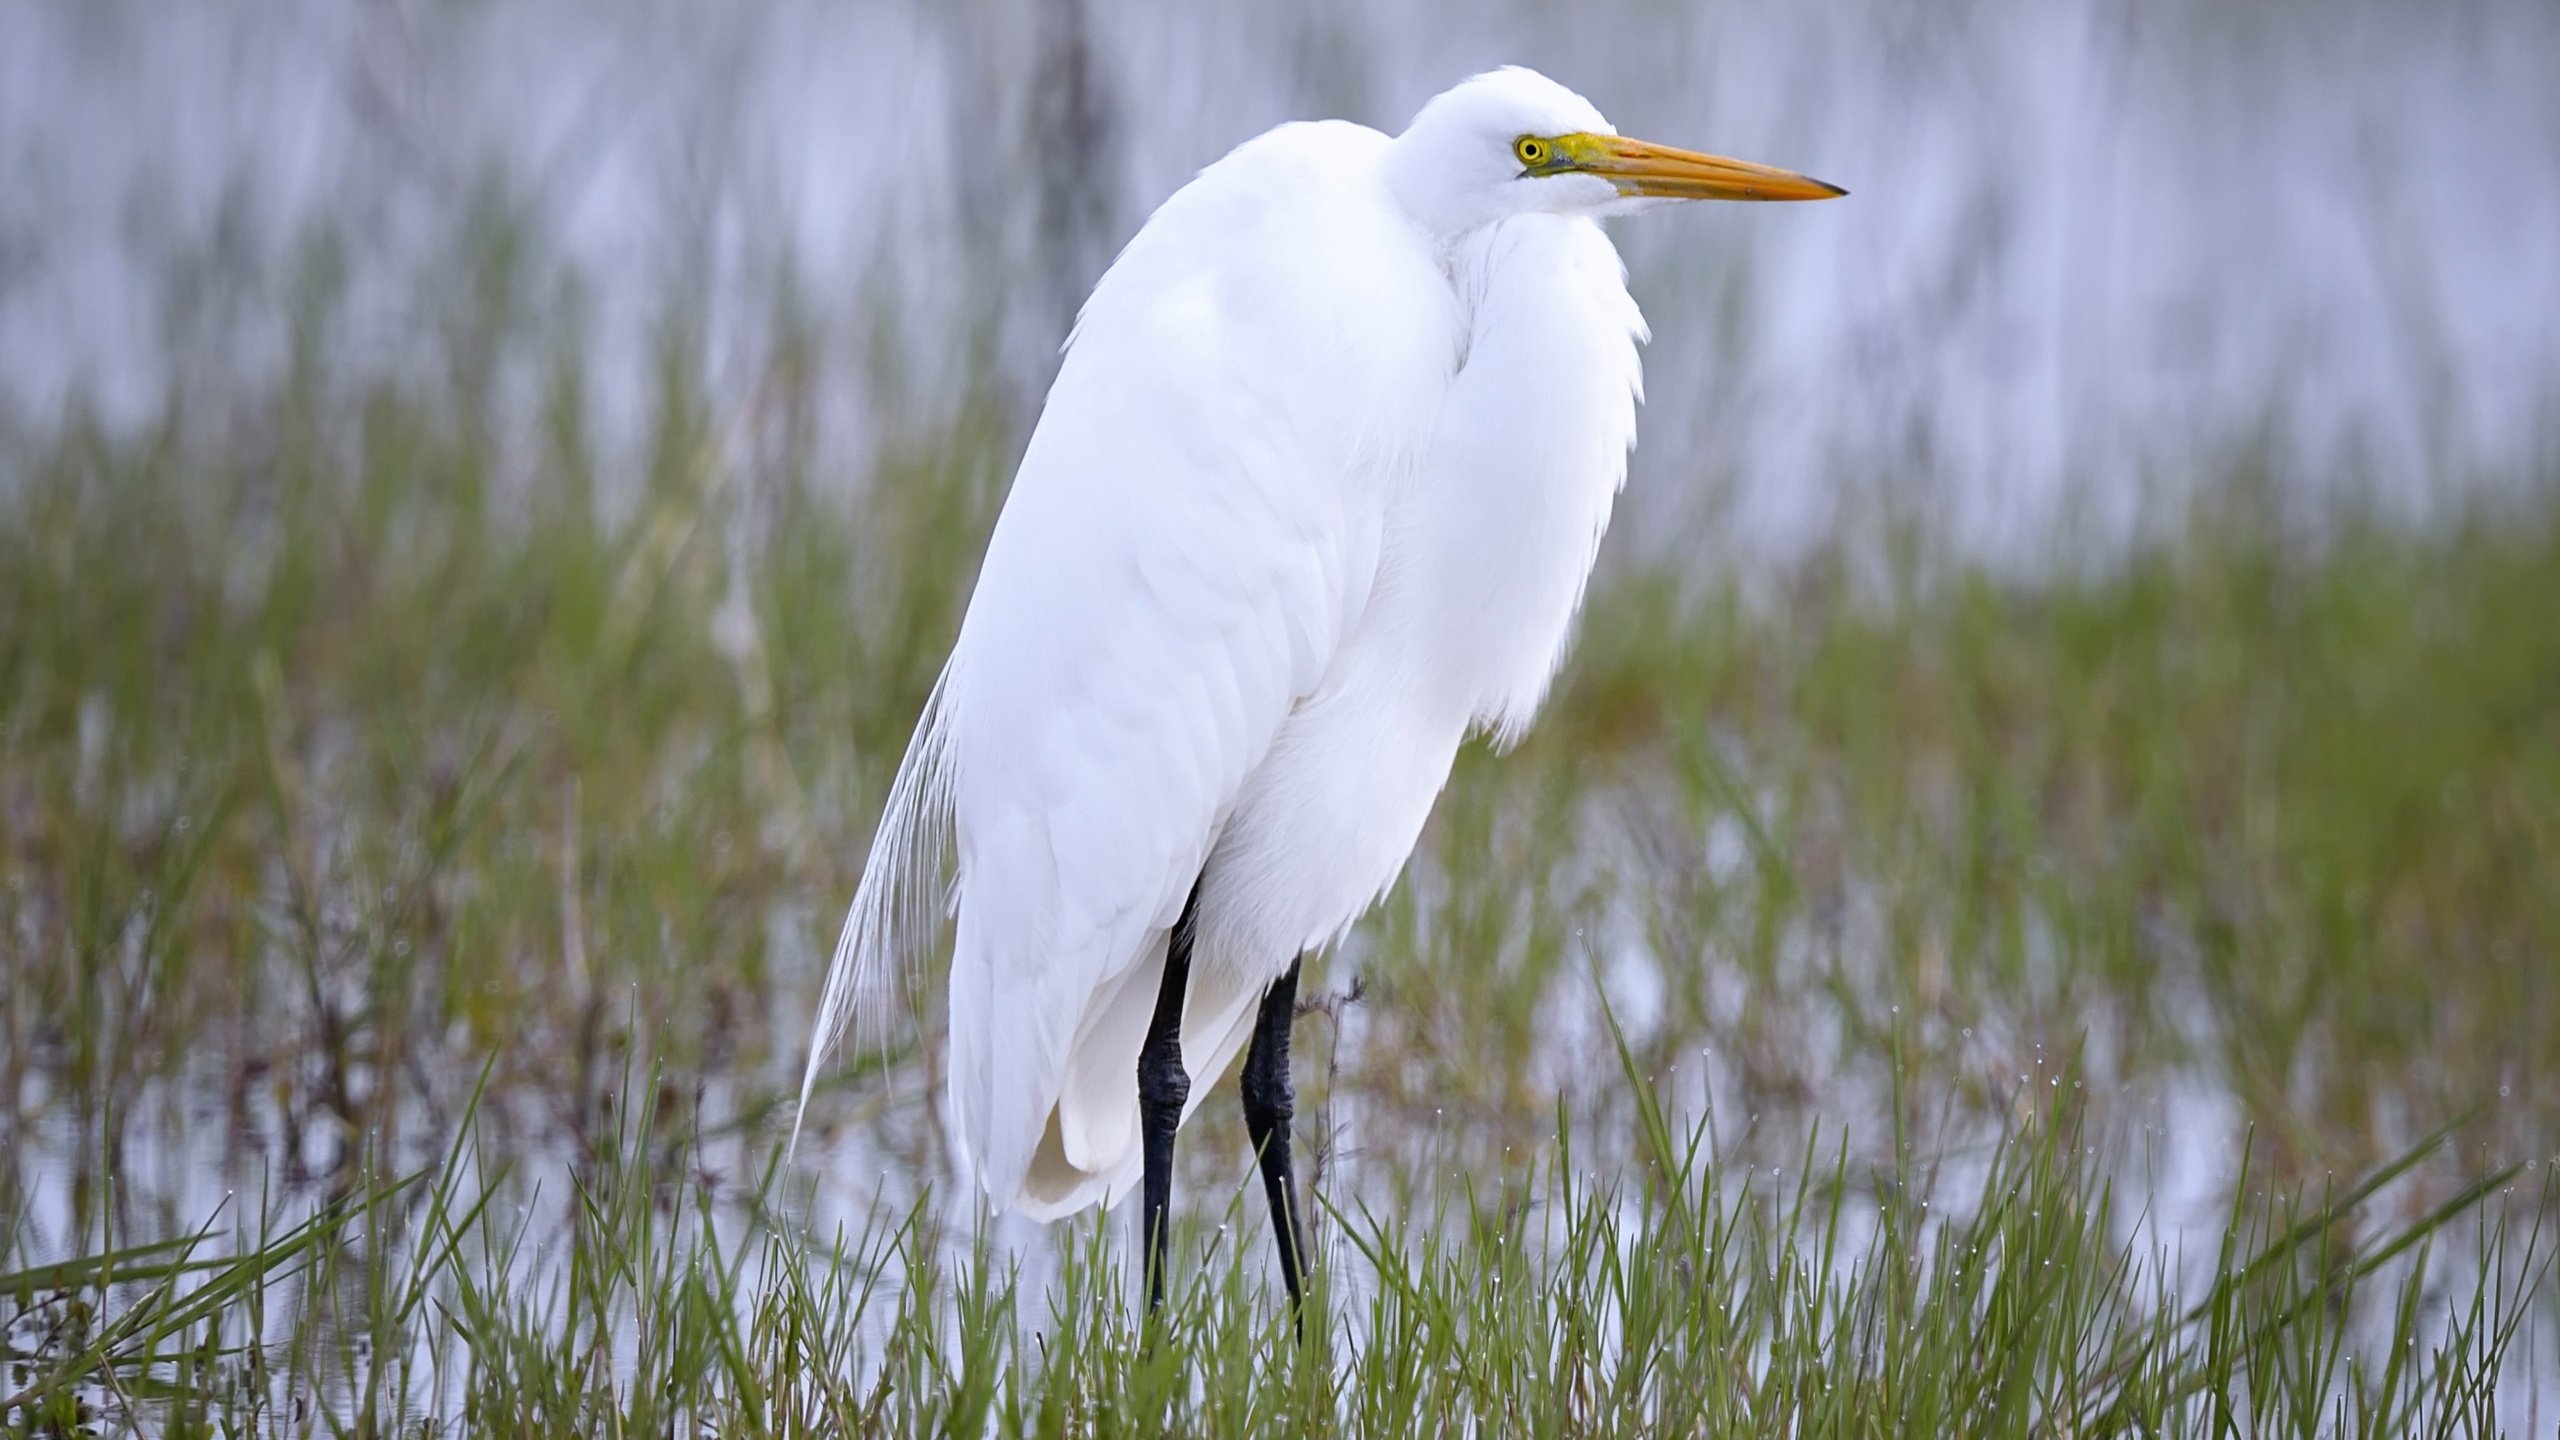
[801,67,1839,1222]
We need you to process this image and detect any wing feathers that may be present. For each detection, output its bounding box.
[795,667,958,1149]
[806,119,1452,1214]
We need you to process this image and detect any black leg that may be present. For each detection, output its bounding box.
[1138,882,1201,1315]
[1240,956,1311,1322]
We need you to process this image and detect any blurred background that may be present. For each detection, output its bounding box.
[4,0,2557,1420]
[10,0,2556,552]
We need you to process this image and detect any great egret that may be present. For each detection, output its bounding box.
[801,66,1841,1317]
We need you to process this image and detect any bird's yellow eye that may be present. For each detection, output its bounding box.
[1513,135,1552,170]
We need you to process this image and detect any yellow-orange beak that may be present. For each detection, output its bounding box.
[1564,133,1845,202]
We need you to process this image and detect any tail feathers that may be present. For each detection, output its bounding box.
[794,670,957,1154]
[995,940,1270,1220]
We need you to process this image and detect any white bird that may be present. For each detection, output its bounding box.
[801,66,1841,1315]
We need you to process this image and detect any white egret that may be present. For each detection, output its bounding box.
[801,66,1841,1315]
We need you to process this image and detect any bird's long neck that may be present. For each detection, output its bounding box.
[1401,215,1648,744]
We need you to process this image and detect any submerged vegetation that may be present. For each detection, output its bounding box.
[2,1031,2550,1434]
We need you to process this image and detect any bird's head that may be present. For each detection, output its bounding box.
[1385,67,1844,238]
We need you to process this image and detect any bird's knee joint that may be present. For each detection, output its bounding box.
[1241,1072,1295,1131]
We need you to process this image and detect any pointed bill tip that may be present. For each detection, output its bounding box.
[1585,134,1849,203]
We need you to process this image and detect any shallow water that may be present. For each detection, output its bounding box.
[12,762,2552,1417]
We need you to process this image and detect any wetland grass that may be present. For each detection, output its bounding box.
[4,363,2556,1431]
